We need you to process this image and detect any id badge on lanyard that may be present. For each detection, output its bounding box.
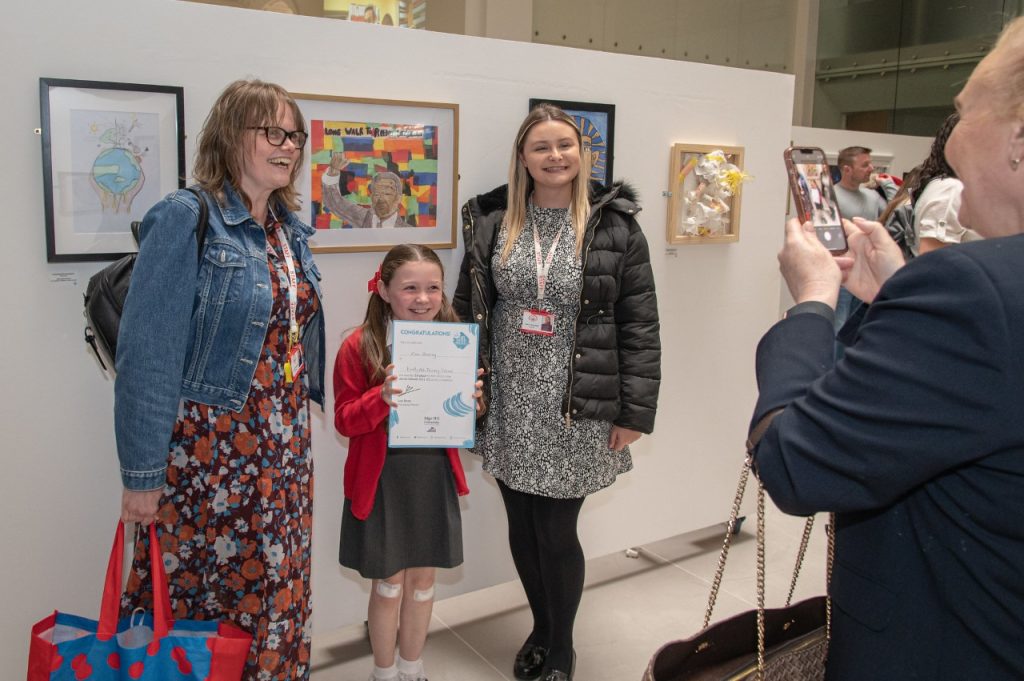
[267,222,303,383]
[520,221,560,337]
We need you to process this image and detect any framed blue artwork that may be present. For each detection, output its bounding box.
[529,98,615,185]
[39,78,185,262]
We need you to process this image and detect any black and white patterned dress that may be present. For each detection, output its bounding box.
[476,205,632,499]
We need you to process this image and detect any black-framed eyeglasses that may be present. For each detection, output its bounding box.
[248,126,308,148]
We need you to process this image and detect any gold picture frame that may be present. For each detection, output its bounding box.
[291,93,459,254]
[666,143,745,245]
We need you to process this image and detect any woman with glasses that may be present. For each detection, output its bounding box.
[115,79,325,681]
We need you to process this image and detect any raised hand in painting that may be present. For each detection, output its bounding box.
[327,152,350,176]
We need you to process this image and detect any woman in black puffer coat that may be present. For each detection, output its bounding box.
[454,103,660,681]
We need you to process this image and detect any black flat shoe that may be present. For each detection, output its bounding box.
[540,650,575,681]
[513,642,548,680]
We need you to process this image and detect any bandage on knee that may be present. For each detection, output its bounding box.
[412,586,434,602]
[376,581,402,599]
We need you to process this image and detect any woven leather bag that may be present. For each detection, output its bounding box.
[642,595,827,680]
[643,412,833,681]
[84,187,207,369]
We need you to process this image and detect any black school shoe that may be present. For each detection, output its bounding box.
[540,650,575,681]
[513,642,548,680]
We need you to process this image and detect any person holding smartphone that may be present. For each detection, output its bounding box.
[751,17,1024,678]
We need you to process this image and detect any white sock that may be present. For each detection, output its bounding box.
[397,654,424,676]
[372,663,399,679]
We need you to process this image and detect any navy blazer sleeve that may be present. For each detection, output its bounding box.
[752,246,1018,516]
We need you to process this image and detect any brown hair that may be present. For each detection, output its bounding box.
[880,113,960,224]
[501,103,591,263]
[837,146,872,169]
[358,244,458,383]
[193,79,306,213]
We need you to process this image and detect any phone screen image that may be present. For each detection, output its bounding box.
[785,147,848,253]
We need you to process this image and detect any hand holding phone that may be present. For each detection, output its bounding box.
[784,146,848,254]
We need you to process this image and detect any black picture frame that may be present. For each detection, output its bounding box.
[39,78,185,262]
[529,98,616,185]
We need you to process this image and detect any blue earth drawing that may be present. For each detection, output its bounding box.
[92,147,142,196]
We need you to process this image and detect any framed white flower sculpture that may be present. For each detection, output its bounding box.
[666,143,749,245]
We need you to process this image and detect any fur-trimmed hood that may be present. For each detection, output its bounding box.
[471,180,641,217]
[454,176,659,434]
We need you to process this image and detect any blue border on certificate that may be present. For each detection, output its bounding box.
[387,319,480,448]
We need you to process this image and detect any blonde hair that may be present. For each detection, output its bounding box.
[985,17,1024,122]
[358,244,458,383]
[500,104,591,263]
[193,79,306,213]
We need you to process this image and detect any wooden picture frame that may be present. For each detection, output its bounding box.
[666,143,745,245]
[292,93,459,253]
[39,78,185,262]
[529,98,615,185]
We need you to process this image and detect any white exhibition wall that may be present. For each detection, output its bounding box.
[0,0,806,668]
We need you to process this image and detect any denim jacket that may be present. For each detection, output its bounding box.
[114,184,325,491]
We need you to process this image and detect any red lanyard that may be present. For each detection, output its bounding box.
[532,220,562,303]
[266,220,299,347]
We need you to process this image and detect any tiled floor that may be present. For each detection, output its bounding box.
[310,503,828,680]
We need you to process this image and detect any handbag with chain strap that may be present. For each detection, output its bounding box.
[642,411,834,681]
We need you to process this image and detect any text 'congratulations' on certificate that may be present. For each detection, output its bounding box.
[388,320,480,448]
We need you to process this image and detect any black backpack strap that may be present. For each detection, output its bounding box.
[184,186,209,264]
[127,188,208,256]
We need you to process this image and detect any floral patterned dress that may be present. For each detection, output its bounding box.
[122,218,319,681]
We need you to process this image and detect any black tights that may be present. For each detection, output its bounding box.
[498,480,585,672]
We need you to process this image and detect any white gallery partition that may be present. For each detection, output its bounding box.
[0,0,805,667]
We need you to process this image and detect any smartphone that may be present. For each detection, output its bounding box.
[784,146,848,254]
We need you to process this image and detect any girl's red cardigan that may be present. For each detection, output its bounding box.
[333,327,469,520]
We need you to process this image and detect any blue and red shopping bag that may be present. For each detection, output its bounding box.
[27,521,252,680]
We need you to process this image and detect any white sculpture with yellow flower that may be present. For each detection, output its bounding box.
[667,144,751,244]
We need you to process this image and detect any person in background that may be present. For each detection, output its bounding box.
[912,114,982,255]
[116,79,324,681]
[834,146,886,222]
[831,146,888,346]
[750,17,1024,678]
[455,104,661,681]
[880,113,981,259]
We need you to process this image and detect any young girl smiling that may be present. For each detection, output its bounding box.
[334,244,473,681]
